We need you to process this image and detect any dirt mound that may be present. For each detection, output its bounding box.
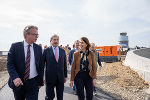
[96,61,150,100]
[0,56,7,71]
[0,71,9,89]
[103,62,149,89]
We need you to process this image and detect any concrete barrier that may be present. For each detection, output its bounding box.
[124,49,150,83]
[0,51,8,56]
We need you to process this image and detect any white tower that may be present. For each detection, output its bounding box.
[119,32,129,48]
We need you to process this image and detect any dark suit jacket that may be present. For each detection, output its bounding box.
[70,51,96,81]
[94,50,102,67]
[68,49,76,65]
[7,41,43,89]
[42,46,67,83]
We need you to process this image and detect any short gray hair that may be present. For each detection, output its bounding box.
[50,34,59,41]
[91,43,95,46]
[23,25,38,38]
[74,40,80,44]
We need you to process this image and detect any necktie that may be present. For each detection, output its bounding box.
[55,47,58,62]
[24,45,31,80]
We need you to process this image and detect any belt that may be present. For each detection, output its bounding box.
[25,76,38,82]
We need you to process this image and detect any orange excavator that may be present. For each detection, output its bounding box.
[95,45,121,62]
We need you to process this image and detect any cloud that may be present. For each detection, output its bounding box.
[79,0,150,46]
[0,0,68,28]
[0,0,150,50]
[81,0,150,23]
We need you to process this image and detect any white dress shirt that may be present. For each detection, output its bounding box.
[24,41,38,79]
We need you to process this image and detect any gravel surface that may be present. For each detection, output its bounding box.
[96,62,150,100]
[0,56,7,71]
[0,56,9,89]
[0,71,9,89]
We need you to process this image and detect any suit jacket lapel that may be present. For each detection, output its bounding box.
[58,47,61,63]
[21,41,25,67]
[50,46,56,61]
[33,43,38,65]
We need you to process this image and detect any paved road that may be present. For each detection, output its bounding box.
[0,76,117,100]
[133,48,150,59]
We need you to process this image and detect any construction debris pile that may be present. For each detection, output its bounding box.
[96,61,150,100]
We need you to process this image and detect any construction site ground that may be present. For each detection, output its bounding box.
[0,56,150,100]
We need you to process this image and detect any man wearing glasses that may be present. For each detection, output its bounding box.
[7,25,43,100]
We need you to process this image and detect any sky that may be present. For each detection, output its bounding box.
[0,0,150,51]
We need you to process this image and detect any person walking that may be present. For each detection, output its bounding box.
[7,25,43,100]
[68,40,80,94]
[70,37,96,100]
[42,34,67,100]
[68,40,80,72]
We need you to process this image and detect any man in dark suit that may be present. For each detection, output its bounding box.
[42,34,67,100]
[7,25,43,100]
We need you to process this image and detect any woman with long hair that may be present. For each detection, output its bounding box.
[70,37,96,100]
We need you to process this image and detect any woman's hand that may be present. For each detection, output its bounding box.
[93,79,96,86]
[70,81,74,87]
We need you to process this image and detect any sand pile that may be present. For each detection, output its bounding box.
[96,61,150,100]
[103,62,149,89]
[0,56,7,71]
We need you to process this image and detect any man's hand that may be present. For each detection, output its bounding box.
[69,81,73,87]
[13,78,23,87]
[64,78,67,83]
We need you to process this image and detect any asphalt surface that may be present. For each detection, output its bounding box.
[0,75,117,100]
[133,48,150,59]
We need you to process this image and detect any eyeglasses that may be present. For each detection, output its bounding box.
[30,33,39,37]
